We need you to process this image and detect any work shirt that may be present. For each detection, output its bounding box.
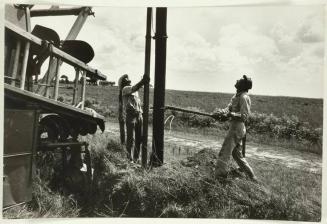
[223,91,251,122]
[122,86,143,120]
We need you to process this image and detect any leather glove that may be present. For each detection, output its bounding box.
[142,75,150,84]
[211,109,229,122]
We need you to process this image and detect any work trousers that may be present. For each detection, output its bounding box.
[126,114,143,162]
[119,118,125,145]
[216,121,255,178]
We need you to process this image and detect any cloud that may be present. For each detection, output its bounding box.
[269,23,302,60]
[296,14,324,43]
[32,6,324,98]
[217,24,279,66]
[168,31,217,73]
[75,8,147,82]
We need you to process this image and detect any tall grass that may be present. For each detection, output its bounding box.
[3,175,80,218]
[87,138,322,220]
[161,108,322,154]
[3,136,321,220]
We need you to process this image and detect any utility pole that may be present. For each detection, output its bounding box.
[142,8,152,168]
[150,8,167,167]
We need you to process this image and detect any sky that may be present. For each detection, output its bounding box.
[30,4,325,98]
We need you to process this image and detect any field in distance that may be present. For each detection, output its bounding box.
[60,85,323,128]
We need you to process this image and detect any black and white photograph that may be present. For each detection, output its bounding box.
[1,0,326,222]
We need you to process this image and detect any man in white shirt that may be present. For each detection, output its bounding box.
[120,74,149,162]
[212,75,257,181]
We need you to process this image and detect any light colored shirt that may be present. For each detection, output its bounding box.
[223,92,251,122]
[122,86,143,119]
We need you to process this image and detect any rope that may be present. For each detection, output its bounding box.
[164,115,175,132]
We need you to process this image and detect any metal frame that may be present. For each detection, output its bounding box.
[36,7,95,96]
[5,21,106,80]
[3,109,39,209]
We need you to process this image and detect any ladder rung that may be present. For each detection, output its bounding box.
[4,76,20,81]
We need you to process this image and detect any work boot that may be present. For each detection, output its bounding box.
[249,175,259,183]
[126,152,132,161]
[215,160,228,179]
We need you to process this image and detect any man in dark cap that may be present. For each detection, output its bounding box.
[119,74,149,162]
[212,75,257,181]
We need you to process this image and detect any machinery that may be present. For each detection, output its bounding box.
[3,4,107,209]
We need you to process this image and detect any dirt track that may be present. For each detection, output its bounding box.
[105,122,322,174]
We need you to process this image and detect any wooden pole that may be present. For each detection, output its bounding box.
[31,7,94,17]
[45,55,53,97]
[151,8,167,167]
[80,70,87,109]
[142,8,152,168]
[11,41,21,86]
[164,106,212,117]
[8,48,16,83]
[72,68,80,105]
[53,58,61,100]
[20,6,31,90]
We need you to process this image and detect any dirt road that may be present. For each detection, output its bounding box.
[105,122,322,174]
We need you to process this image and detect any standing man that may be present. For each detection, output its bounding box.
[212,75,257,181]
[118,74,128,145]
[120,74,149,162]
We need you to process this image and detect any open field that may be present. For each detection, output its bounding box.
[4,85,321,220]
[3,126,322,220]
[58,85,323,154]
[58,85,323,128]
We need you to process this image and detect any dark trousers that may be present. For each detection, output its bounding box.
[119,119,125,145]
[126,116,143,162]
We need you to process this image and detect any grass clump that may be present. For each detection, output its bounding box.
[3,176,80,218]
[87,139,321,220]
[3,137,321,221]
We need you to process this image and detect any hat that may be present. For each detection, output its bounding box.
[236,75,252,91]
[118,74,128,90]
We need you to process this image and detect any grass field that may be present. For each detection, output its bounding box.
[3,133,321,220]
[58,85,323,154]
[59,85,323,128]
[4,84,322,220]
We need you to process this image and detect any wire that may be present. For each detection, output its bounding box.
[164,115,175,133]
